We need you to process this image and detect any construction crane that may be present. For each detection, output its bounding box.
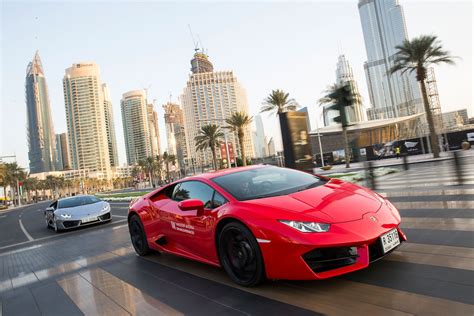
[188,24,200,53]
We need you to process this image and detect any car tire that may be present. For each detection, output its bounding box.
[53,216,60,233]
[129,215,150,256]
[218,222,265,287]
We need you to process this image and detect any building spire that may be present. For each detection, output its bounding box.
[26,50,44,76]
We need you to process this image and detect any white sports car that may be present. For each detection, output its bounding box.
[45,195,111,232]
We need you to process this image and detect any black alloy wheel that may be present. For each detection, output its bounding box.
[218,222,265,287]
[129,215,150,256]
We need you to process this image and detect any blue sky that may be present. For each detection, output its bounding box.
[1,0,472,169]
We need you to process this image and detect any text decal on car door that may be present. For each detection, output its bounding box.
[171,221,195,235]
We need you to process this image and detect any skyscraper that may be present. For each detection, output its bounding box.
[121,90,152,165]
[252,115,268,158]
[102,84,119,167]
[63,62,111,178]
[163,102,187,169]
[323,55,366,126]
[25,51,57,173]
[55,133,70,170]
[181,51,254,167]
[358,0,422,120]
[147,103,161,158]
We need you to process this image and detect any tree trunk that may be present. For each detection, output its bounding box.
[3,187,7,206]
[419,77,440,158]
[238,129,246,166]
[211,148,218,170]
[343,127,351,168]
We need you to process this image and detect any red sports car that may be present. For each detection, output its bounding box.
[128,165,406,286]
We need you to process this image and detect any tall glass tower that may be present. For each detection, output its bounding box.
[358,0,422,120]
[25,51,57,173]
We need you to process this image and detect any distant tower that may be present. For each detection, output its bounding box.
[163,102,187,170]
[147,103,161,157]
[253,115,268,158]
[102,84,119,167]
[358,0,422,119]
[181,51,254,167]
[63,62,111,178]
[121,90,153,165]
[335,55,366,124]
[25,51,57,173]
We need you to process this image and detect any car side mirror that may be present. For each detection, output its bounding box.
[178,199,204,214]
[45,207,54,212]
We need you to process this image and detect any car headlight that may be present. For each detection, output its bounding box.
[102,203,110,212]
[279,220,330,233]
[60,214,72,219]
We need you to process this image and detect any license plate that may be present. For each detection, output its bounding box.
[82,216,97,223]
[380,228,400,253]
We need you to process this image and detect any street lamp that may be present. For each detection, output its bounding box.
[315,103,325,167]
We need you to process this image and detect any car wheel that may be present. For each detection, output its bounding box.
[53,216,60,233]
[218,222,265,287]
[129,215,150,256]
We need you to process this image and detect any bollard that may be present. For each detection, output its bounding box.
[453,151,464,185]
[367,161,376,190]
[402,155,409,171]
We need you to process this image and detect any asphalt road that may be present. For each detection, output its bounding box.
[0,161,473,315]
[0,201,130,250]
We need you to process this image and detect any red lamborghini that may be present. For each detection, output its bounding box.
[128,165,406,286]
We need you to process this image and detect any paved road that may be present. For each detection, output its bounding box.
[0,161,473,315]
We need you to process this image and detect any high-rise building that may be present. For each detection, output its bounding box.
[163,102,187,169]
[63,62,111,179]
[147,103,161,158]
[102,84,119,167]
[25,51,57,173]
[267,137,276,156]
[323,55,366,126]
[55,133,70,170]
[121,90,153,165]
[358,0,422,120]
[181,51,254,167]
[253,115,268,158]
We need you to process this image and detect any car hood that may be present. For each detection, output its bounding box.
[244,179,382,223]
[55,201,107,217]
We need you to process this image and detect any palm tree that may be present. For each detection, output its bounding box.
[319,83,357,168]
[0,163,7,205]
[195,124,224,170]
[3,163,26,205]
[226,112,253,166]
[145,156,156,187]
[390,35,455,158]
[162,152,171,181]
[261,90,298,168]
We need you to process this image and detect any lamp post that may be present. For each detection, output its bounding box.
[315,103,325,167]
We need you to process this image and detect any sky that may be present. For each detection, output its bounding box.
[1,0,472,170]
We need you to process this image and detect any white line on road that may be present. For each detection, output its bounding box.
[0,215,6,218]
[19,217,34,241]
[113,224,127,230]
[112,215,127,218]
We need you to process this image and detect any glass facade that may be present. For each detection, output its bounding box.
[25,52,57,173]
[359,0,422,120]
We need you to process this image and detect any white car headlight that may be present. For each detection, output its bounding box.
[60,214,72,219]
[102,203,110,212]
[279,220,330,233]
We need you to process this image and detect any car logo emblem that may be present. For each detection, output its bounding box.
[369,216,377,222]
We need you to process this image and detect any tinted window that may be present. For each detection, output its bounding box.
[173,181,214,209]
[58,196,101,209]
[212,166,324,201]
[212,191,227,208]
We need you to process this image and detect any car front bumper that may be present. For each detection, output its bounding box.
[56,212,112,230]
[251,211,406,280]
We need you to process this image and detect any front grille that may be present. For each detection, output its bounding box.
[368,239,385,262]
[63,220,81,228]
[99,212,111,221]
[303,247,359,273]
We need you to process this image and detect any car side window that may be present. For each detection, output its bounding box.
[172,181,214,209]
[212,191,227,209]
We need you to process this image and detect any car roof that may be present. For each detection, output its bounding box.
[187,164,269,180]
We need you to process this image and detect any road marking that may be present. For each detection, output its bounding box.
[0,215,6,218]
[0,219,127,253]
[19,217,34,241]
[113,224,127,230]
[112,215,127,218]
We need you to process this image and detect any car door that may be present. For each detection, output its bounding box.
[160,180,227,260]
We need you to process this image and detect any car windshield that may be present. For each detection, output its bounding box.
[212,166,325,201]
[58,196,101,209]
